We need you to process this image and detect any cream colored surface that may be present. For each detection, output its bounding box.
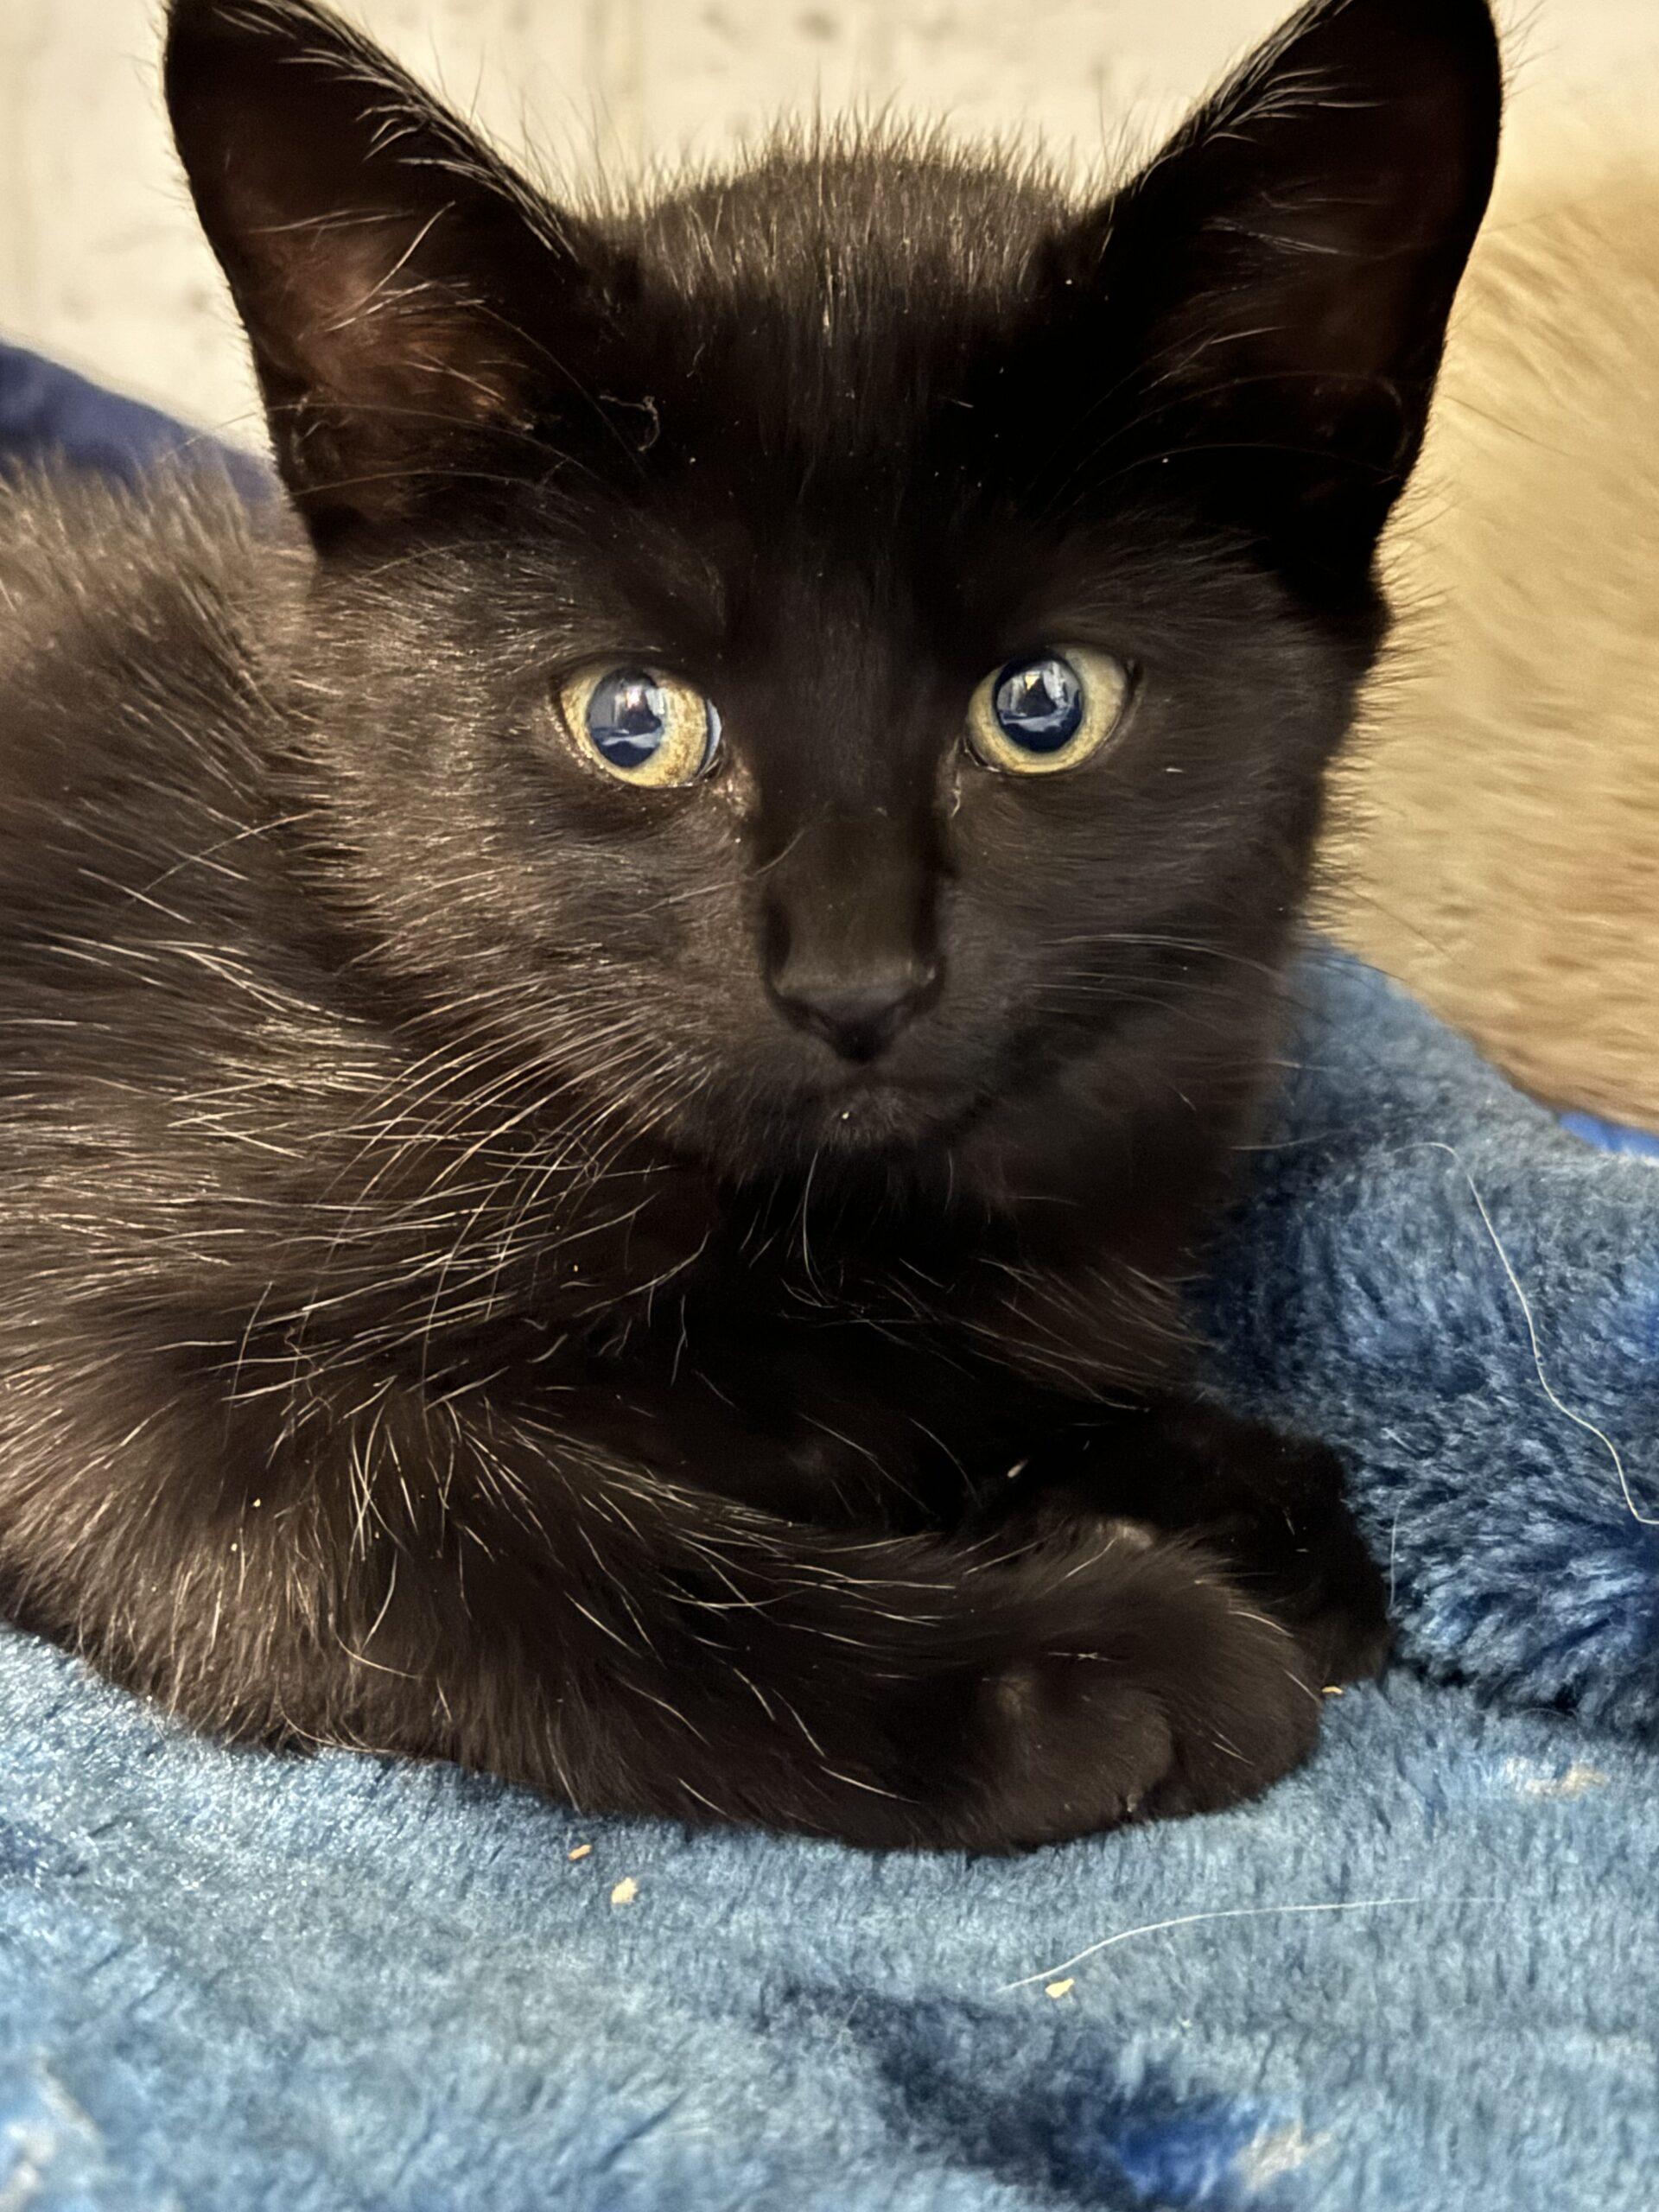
[1334,145,1659,1128]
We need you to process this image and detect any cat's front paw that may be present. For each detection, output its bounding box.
[959,1528,1322,1850]
[1202,1429,1391,1690]
[1001,1406,1391,1694]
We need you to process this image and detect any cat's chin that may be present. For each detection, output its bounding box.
[787,1073,984,1158]
[675,1067,977,1172]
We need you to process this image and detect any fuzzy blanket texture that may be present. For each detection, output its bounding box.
[1,351,1656,2212]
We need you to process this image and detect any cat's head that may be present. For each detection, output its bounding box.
[167,0,1500,1180]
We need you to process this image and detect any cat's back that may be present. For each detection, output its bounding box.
[0,464,302,926]
[0,465,349,1144]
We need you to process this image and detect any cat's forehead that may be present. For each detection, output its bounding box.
[585,148,1071,512]
[629,143,1062,296]
[620,143,1065,400]
[511,153,1105,652]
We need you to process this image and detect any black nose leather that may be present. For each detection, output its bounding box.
[771,963,939,1063]
[759,809,941,1063]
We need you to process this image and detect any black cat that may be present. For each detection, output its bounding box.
[0,0,1498,1848]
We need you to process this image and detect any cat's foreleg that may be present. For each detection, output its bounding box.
[993,1399,1391,1690]
[1,1365,1325,1850]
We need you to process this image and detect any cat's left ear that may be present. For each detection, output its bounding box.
[167,0,625,546]
[1046,0,1502,579]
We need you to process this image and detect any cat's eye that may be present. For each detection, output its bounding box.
[557,663,721,788]
[966,647,1131,776]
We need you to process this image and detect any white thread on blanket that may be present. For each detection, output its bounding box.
[1385,1476,1405,1611]
[1001,1893,1503,1993]
[1417,1142,1657,1528]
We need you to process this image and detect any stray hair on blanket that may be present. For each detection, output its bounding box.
[999,1890,1510,1993]
[1417,1141,1655,1525]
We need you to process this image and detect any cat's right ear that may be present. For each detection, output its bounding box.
[166,0,623,547]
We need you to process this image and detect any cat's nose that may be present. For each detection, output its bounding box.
[769,961,940,1063]
[759,807,941,1062]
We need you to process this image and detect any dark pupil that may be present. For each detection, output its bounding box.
[588,669,667,770]
[994,657,1084,752]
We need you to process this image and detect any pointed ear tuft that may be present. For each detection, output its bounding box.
[1046,0,1503,578]
[166,0,616,544]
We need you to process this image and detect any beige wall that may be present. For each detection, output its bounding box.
[2,0,1656,442]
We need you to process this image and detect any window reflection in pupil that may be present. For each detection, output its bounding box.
[591,670,665,767]
[995,658,1082,751]
[613,684,660,735]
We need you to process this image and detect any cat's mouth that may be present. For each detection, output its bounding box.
[788,1068,990,1154]
[668,1060,992,1180]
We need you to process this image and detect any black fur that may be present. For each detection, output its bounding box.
[0,0,1498,1847]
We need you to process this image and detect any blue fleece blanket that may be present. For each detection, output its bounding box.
[2,348,1656,2212]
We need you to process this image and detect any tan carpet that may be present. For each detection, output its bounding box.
[1330,132,1659,1130]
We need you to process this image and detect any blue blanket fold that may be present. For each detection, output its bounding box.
[0,341,271,502]
[1203,956,1659,1738]
[1,344,1655,2212]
